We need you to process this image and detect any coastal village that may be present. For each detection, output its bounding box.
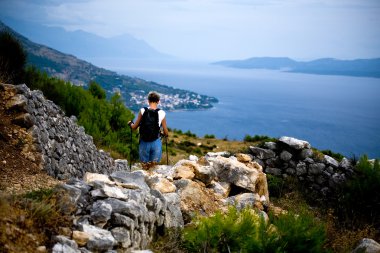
[128,90,215,110]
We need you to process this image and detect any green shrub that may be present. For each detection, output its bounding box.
[244,134,276,143]
[335,155,380,227]
[184,130,197,138]
[182,207,267,253]
[271,211,327,253]
[321,149,344,162]
[267,174,285,198]
[182,206,328,253]
[24,67,138,160]
[204,134,215,139]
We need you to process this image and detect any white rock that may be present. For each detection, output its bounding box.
[279,136,311,150]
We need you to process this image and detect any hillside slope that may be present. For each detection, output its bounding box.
[0,85,59,194]
[0,21,218,111]
[2,18,170,60]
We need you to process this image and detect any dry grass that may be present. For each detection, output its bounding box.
[162,131,252,165]
[270,185,379,253]
[0,189,74,253]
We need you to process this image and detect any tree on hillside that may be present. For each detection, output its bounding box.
[88,80,106,100]
[0,31,26,84]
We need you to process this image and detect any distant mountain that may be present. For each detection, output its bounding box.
[0,21,217,111]
[213,57,380,78]
[2,18,171,60]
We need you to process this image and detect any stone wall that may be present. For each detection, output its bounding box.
[52,153,269,252]
[2,83,128,179]
[249,136,355,195]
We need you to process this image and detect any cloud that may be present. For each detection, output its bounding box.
[1,0,379,60]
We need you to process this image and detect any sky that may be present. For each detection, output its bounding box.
[0,0,380,61]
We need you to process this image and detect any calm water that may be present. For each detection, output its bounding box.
[111,60,380,158]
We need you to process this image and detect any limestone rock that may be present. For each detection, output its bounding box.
[90,200,113,228]
[173,165,195,180]
[280,151,292,161]
[111,227,132,248]
[163,193,184,228]
[179,180,221,222]
[72,231,89,247]
[211,156,269,201]
[193,165,216,185]
[226,193,258,210]
[110,171,150,191]
[210,181,231,198]
[81,224,117,251]
[279,136,311,150]
[147,176,176,193]
[249,146,276,159]
[351,238,380,253]
[84,172,114,185]
[324,155,339,168]
[236,153,253,163]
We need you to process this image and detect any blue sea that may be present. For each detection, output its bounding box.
[107,60,380,158]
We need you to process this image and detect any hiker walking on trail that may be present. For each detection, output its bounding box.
[128,92,169,169]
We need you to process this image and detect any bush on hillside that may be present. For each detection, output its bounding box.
[182,206,328,253]
[320,149,344,162]
[244,134,276,143]
[334,155,380,228]
[0,31,26,84]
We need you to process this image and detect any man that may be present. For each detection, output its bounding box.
[128,92,169,169]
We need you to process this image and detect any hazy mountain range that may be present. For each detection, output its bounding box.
[213,57,380,78]
[2,18,171,61]
[0,21,217,111]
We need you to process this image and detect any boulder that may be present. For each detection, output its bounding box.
[308,163,326,175]
[351,238,380,253]
[279,136,311,150]
[81,224,117,252]
[211,156,269,201]
[280,151,292,161]
[72,231,89,247]
[210,181,231,198]
[110,171,150,191]
[226,193,259,210]
[263,142,277,150]
[206,151,230,158]
[84,173,113,185]
[340,157,352,171]
[147,176,176,193]
[249,146,276,159]
[300,148,313,159]
[111,227,132,248]
[163,193,184,228]
[193,165,216,185]
[173,165,195,180]
[324,155,339,168]
[178,180,222,222]
[90,200,113,228]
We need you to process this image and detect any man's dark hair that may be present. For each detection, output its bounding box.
[148,92,160,103]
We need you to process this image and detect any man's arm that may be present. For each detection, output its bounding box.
[161,117,169,137]
[128,111,142,130]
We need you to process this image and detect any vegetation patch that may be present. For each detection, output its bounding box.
[0,188,74,252]
[181,206,327,253]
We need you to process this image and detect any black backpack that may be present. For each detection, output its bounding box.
[139,107,160,142]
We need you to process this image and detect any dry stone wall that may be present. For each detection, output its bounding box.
[2,83,128,179]
[249,136,355,195]
[52,153,270,252]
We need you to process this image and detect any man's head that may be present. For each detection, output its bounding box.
[148,91,160,103]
